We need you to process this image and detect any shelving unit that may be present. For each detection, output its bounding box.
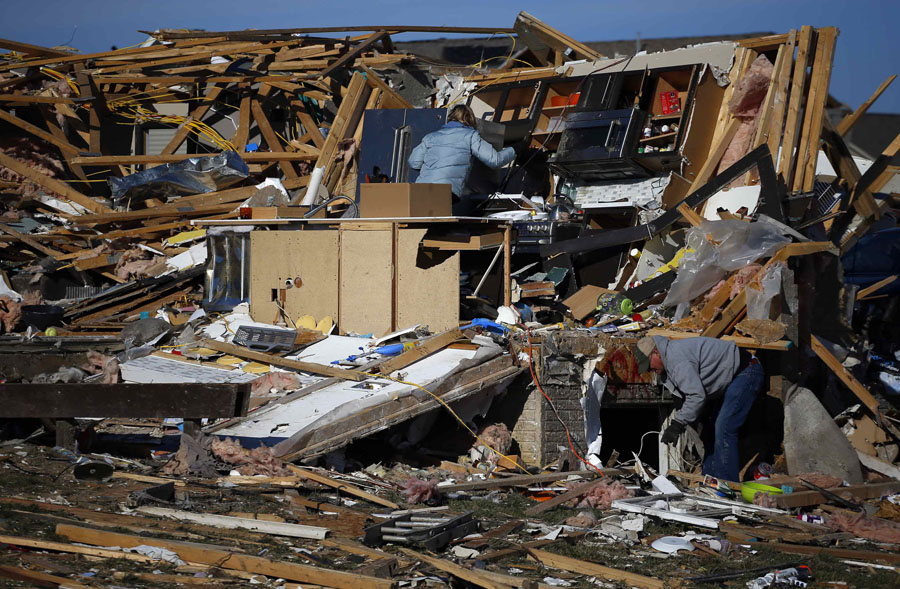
[640,131,678,143]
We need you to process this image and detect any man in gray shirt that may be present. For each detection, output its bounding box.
[633,335,764,481]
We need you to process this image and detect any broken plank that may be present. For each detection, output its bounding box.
[525,478,608,516]
[250,89,299,180]
[136,506,328,539]
[774,480,900,509]
[0,107,79,157]
[0,222,63,259]
[0,151,112,213]
[200,338,365,381]
[795,27,837,193]
[161,84,225,155]
[757,541,900,565]
[398,548,513,589]
[0,534,158,563]
[837,75,897,136]
[438,470,607,493]
[69,152,316,165]
[777,25,814,182]
[856,275,897,300]
[358,65,413,109]
[316,31,388,80]
[378,329,462,375]
[55,524,393,589]
[0,564,88,588]
[810,335,881,415]
[528,548,664,589]
[646,329,792,351]
[286,465,399,509]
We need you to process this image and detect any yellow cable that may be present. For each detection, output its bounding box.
[347,366,531,475]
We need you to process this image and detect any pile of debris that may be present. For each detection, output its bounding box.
[1,11,900,588]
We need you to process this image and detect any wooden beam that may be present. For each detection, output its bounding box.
[764,32,797,172]
[737,34,791,50]
[0,107,78,157]
[136,506,328,539]
[0,94,76,104]
[795,27,837,193]
[317,31,387,79]
[398,548,513,589]
[810,334,881,414]
[690,115,741,193]
[358,64,413,109]
[250,88,299,180]
[777,25,814,182]
[646,329,792,351]
[72,202,237,225]
[822,117,880,218]
[55,524,393,589]
[200,338,366,381]
[514,11,602,64]
[0,222,64,259]
[857,275,897,300]
[378,329,462,374]
[155,26,517,41]
[0,38,72,58]
[0,383,250,419]
[528,548,664,589]
[0,37,228,73]
[297,111,325,149]
[160,84,225,155]
[231,83,252,150]
[285,465,399,509]
[0,564,88,588]
[69,152,315,165]
[837,74,897,136]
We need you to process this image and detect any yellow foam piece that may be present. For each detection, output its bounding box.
[315,316,334,334]
[296,315,317,330]
[241,362,270,374]
[215,355,243,366]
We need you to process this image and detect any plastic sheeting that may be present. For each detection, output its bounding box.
[746,262,784,320]
[663,219,790,307]
[108,150,249,202]
[582,371,607,467]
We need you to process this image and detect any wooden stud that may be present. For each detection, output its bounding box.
[286,465,399,509]
[795,27,838,193]
[778,25,814,183]
[200,338,366,381]
[837,74,897,136]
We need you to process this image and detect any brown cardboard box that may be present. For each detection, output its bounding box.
[359,183,452,218]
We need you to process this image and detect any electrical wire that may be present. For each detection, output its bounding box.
[341,365,532,475]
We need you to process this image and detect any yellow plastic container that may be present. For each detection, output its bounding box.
[741,481,784,503]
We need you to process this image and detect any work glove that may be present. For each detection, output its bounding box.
[660,420,686,445]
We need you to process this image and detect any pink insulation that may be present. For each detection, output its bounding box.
[473,423,513,464]
[115,248,165,280]
[570,478,634,510]
[250,371,302,397]
[81,351,119,384]
[716,55,775,187]
[798,472,844,489]
[0,296,22,333]
[0,138,67,200]
[828,511,900,544]
[210,437,291,477]
[731,264,763,298]
[401,478,440,504]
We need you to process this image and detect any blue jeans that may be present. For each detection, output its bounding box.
[702,361,764,481]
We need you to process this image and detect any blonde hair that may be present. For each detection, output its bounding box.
[448,104,476,128]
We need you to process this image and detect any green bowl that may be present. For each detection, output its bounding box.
[741,481,784,503]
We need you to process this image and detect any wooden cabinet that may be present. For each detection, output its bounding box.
[250,226,459,337]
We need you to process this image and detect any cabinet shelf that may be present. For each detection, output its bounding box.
[639,131,677,143]
[541,105,576,116]
[650,112,682,121]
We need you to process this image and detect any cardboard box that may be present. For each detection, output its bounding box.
[359,183,452,218]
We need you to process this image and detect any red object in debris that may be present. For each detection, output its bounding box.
[660,91,681,115]
[550,95,568,107]
[568,92,581,105]
[239,207,252,219]
[632,313,643,322]
[584,317,597,327]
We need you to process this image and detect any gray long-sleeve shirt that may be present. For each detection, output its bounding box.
[654,335,741,424]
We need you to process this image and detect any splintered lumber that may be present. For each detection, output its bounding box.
[0,534,158,563]
[795,27,837,193]
[317,31,387,79]
[514,11,603,64]
[378,329,462,374]
[837,75,897,136]
[856,275,897,300]
[773,480,900,509]
[55,524,394,589]
[0,222,63,259]
[286,465,400,509]
[810,335,880,414]
[525,478,608,516]
[0,107,79,157]
[200,338,365,381]
[0,565,89,588]
[358,65,414,109]
[136,506,328,539]
[777,26,814,182]
[399,548,514,589]
[647,329,792,351]
[528,548,664,589]
[437,470,608,493]
[758,541,900,565]
[0,152,112,214]
[822,118,880,218]
[69,152,316,165]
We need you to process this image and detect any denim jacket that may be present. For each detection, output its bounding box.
[408,121,515,196]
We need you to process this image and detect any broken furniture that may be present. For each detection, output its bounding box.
[364,511,477,550]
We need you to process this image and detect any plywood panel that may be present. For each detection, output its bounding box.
[249,230,339,326]
[340,229,393,336]
[396,228,460,333]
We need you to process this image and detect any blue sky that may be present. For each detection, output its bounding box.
[2,0,898,112]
